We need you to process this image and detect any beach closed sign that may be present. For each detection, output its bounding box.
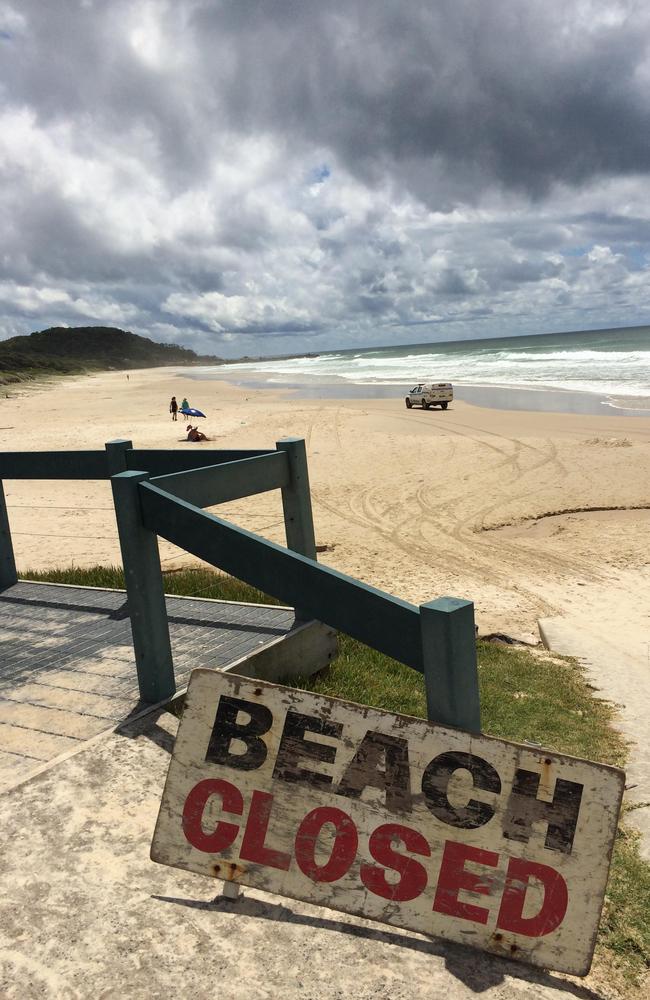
[151,670,624,976]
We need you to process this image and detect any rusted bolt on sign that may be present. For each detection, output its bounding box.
[151,670,624,976]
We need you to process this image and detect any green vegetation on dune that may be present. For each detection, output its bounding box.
[0,325,222,384]
[477,640,627,766]
[602,823,650,984]
[20,564,650,985]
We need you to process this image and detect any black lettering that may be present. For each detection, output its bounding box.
[337,732,412,814]
[421,751,501,828]
[503,769,583,855]
[205,696,272,770]
[272,711,341,789]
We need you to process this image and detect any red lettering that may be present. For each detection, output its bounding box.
[182,778,243,853]
[295,806,358,882]
[360,823,430,902]
[433,840,499,925]
[240,790,291,870]
[497,857,569,936]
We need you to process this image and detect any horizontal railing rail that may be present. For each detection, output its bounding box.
[0,447,276,480]
[140,480,424,672]
[0,451,109,479]
[124,449,274,477]
[150,451,290,508]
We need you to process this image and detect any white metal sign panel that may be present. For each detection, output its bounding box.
[151,670,624,975]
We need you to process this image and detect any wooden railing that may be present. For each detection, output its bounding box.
[140,481,423,668]
[0,439,480,733]
[0,438,284,590]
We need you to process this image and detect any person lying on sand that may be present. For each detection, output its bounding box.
[186,424,208,441]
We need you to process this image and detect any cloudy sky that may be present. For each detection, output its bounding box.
[1,0,650,357]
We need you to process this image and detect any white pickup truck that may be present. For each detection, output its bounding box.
[405,382,453,410]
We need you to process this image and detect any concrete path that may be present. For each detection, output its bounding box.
[539,611,650,860]
[0,707,615,1000]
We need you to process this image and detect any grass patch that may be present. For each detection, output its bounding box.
[477,641,627,767]
[20,565,649,985]
[601,822,650,985]
[21,565,276,606]
[298,635,628,767]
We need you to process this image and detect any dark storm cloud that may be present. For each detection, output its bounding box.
[190,0,650,199]
[492,258,563,286]
[215,320,323,335]
[574,211,650,244]
[2,189,133,284]
[1,1,650,354]
[434,269,476,295]
[0,176,226,295]
[5,1,214,188]
[10,1,649,202]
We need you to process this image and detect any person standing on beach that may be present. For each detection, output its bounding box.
[170,396,178,421]
[181,397,189,412]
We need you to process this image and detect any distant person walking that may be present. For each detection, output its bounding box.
[170,396,178,421]
[181,397,189,412]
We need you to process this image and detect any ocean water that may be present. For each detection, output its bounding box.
[186,325,650,414]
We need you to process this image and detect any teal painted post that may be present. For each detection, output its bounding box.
[277,437,317,621]
[0,481,17,590]
[105,438,133,476]
[419,597,481,733]
[111,470,175,703]
[277,438,317,559]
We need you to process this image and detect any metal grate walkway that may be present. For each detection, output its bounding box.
[0,581,297,791]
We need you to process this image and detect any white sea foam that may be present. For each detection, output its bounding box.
[201,329,650,400]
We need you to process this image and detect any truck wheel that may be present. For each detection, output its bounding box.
[441,402,448,410]
[422,401,429,410]
[405,398,412,408]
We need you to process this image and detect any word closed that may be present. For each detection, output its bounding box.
[151,670,624,975]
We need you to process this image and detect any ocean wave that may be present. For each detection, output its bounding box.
[488,349,650,362]
[206,329,650,398]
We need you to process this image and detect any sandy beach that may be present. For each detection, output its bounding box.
[2,366,650,645]
[2,366,650,997]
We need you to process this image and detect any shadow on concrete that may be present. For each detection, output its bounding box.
[116,705,178,754]
[151,893,605,999]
